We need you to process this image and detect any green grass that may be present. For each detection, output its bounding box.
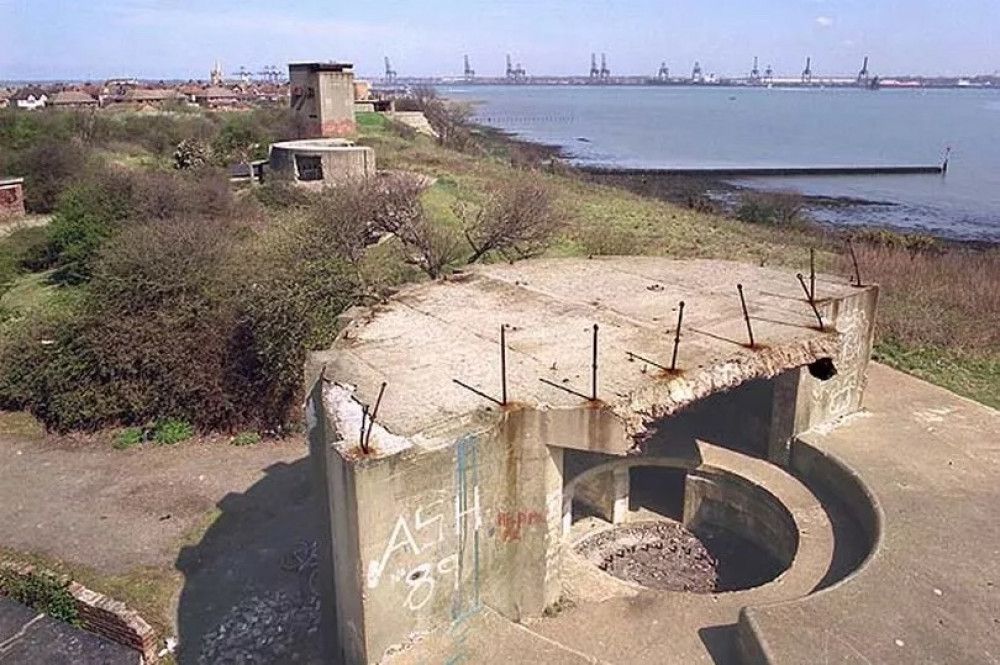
[114,427,145,450]
[152,420,194,445]
[355,111,388,130]
[230,431,261,447]
[874,339,999,410]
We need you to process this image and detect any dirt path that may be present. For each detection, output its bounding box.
[0,216,51,241]
[0,421,306,574]
[0,412,319,661]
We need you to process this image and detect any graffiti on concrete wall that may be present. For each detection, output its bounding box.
[443,435,483,664]
[365,436,482,615]
[495,510,544,542]
[814,306,870,417]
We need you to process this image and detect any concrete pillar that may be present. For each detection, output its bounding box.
[573,466,630,524]
[611,467,630,524]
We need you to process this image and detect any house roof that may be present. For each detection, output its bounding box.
[122,88,182,102]
[50,90,98,105]
[11,87,47,101]
[196,86,240,99]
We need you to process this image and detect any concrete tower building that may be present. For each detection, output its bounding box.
[289,62,357,139]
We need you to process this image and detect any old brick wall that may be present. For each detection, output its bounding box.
[0,181,25,219]
[0,560,159,664]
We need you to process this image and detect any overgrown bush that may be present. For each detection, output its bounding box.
[735,191,806,227]
[254,177,313,210]
[46,167,232,284]
[0,226,52,298]
[0,568,81,626]
[850,228,941,254]
[47,168,136,283]
[3,139,91,214]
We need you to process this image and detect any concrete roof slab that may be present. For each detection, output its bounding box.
[317,258,865,454]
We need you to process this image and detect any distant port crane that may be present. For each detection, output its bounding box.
[691,61,704,83]
[801,57,813,84]
[256,65,282,84]
[464,55,475,80]
[657,62,670,80]
[749,56,761,84]
[764,64,774,85]
[384,57,398,83]
[505,55,526,82]
[590,53,600,79]
[857,56,870,85]
[599,53,610,80]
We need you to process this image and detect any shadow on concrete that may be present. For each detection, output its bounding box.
[174,457,321,664]
[698,624,738,664]
[643,376,781,459]
[795,471,871,591]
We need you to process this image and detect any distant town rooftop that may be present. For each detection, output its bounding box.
[288,62,354,73]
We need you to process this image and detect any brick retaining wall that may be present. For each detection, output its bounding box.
[0,560,159,664]
[0,179,26,219]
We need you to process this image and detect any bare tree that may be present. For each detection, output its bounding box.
[460,176,563,264]
[367,174,463,279]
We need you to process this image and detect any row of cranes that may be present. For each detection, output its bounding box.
[377,54,878,86]
[210,62,284,86]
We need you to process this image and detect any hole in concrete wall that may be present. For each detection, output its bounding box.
[808,358,838,381]
[295,154,324,182]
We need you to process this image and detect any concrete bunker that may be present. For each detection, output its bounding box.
[306,257,880,664]
[269,139,376,185]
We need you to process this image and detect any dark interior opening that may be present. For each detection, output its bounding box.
[629,466,686,520]
[296,154,324,182]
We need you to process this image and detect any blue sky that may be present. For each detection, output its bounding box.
[2,0,998,81]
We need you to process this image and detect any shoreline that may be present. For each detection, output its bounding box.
[469,123,999,250]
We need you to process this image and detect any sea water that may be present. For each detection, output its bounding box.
[442,85,1000,241]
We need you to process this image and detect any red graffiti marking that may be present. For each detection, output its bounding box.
[496,511,544,542]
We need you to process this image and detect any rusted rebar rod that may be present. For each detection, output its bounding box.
[500,324,508,405]
[848,239,863,287]
[364,382,387,451]
[591,324,599,401]
[360,404,370,453]
[809,248,816,300]
[797,273,825,331]
[670,301,685,372]
[737,284,755,348]
[452,379,503,406]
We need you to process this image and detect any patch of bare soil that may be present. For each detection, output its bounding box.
[575,520,785,593]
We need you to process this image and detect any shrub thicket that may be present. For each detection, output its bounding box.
[0,569,81,626]
[735,191,806,227]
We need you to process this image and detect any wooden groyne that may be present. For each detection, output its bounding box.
[579,165,944,177]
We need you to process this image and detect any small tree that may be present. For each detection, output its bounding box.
[367,174,462,279]
[173,138,212,170]
[460,176,562,263]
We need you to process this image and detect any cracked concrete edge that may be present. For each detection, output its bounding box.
[617,335,840,438]
[312,334,841,463]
